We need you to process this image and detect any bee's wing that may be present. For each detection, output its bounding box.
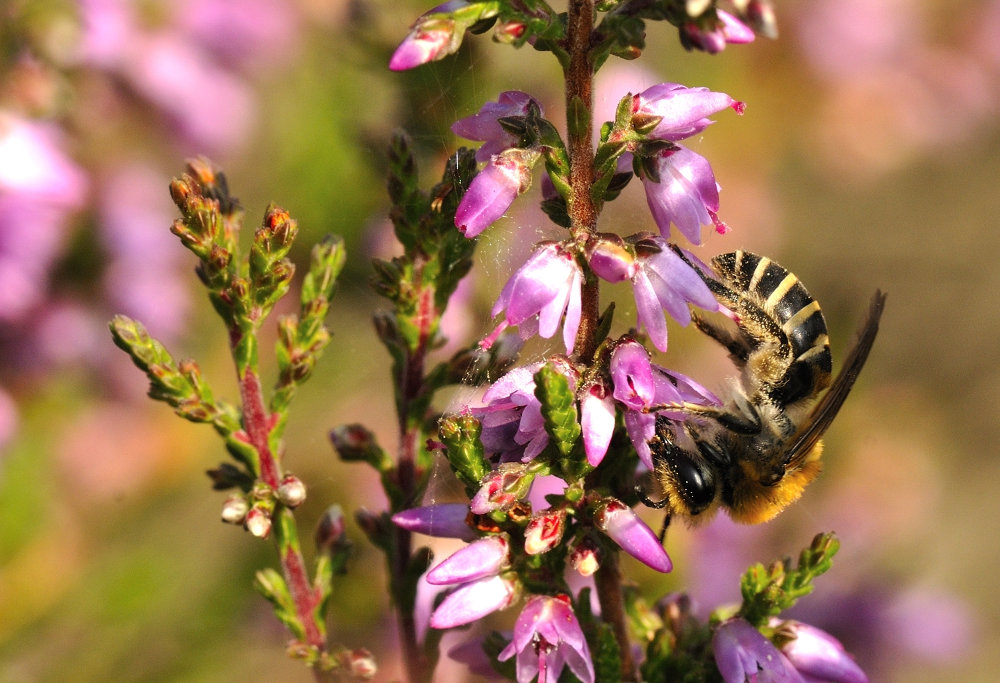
[785,290,887,468]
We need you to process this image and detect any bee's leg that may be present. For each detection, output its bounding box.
[654,400,762,435]
[658,513,671,544]
[692,310,751,361]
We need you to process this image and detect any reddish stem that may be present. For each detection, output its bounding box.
[565,1,635,676]
[238,368,280,488]
[565,0,602,362]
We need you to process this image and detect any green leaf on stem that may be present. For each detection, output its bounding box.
[533,363,581,457]
[737,532,840,627]
[439,413,489,495]
[254,567,306,641]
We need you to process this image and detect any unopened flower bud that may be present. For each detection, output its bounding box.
[221,495,249,524]
[595,498,672,573]
[277,474,307,507]
[245,505,272,538]
[570,538,601,576]
[348,648,377,679]
[330,423,377,461]
[315,504,347,552]
[470,463,534,515]
[355,507,385,542]
[169,178,193,207]
[494,20,525,44]
[587,233,636,283]
[389,19,456,71]
[427,536,510,585]
[523,509,566,555]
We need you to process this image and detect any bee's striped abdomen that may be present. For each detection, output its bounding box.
[712,251,833,401]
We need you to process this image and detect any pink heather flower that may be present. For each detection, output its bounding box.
[775,620,868,683]
[0,114,88,323]
[389,19,456,71]
[452,91,541,162]
[427,536,510,585]
[610,338,720,470]
[640,145,727,245]
[580,381,616,467]
[430,574,518,629]
[0,387,19,456]
[471,362,572,462]
[75,0,254,151]
[683,10,756,54]
[489,242,583,353]
[631,235,720,352]
[99,164,190,341]
[391,503,478,541]
[388,1,475,71]
[594,498,672,573]
[498,595,595,683]
[632,82,743,142]
[713,618,803,682]
[455,148,539,237]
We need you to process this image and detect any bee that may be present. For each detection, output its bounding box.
[644,249,886,527]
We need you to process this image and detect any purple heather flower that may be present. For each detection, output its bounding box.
[632,82,743,142]
[427,536,510,585]
[595,498,672,573]
[391,503,478,541]
[455,148,539,237]
[714,618,804,682]
[775,620,868,683]
[610,338,720,469]
[683,10,756,54]
[580,381,616,467]
[388,1,475,71]
[75,0,254,151]
[389,19,456,71]
[631,235,721,351]
[471,362,572,462]
[641,144,728,245]
[99,164,190,341]
[488,242,584,353]
[430,573,519,629]
[0,114,87,323]
[452,91,541,162]
[498,594,595,683]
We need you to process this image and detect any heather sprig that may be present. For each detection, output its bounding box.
[111,158,357,679]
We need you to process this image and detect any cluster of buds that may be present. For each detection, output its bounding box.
[220,475,307,538]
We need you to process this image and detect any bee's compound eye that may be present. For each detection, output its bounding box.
[760,465,785,486]
[671,455,716,513]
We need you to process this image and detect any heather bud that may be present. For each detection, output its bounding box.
[523,508,566,555]
[587,233,636,283]
[470,462,535,515]
[570,538,601,576]
[245,505,272,538]
[347,648,377,679]
[315,504,347,552]
[595,498,672,573]
[221,495,249,524]
[277,474,307,507]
